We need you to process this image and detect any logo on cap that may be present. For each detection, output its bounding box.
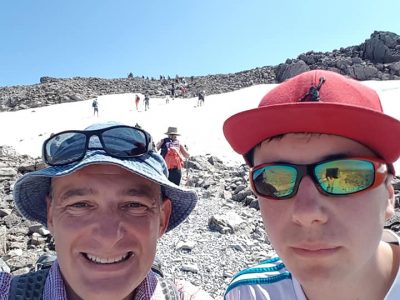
[299,77,326,102]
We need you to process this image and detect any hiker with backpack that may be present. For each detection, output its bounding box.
[144,94,150,111]
[92,98,99,116]
[223,70,400,299]
[156,126,190,186]
[197,90,205,107]
[0,121,212,300]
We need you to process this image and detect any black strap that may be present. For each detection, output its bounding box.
[156,274,180,300]
[9,269,49,300]
[160,138,170,158]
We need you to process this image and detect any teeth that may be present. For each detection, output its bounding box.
[86,252,131,264]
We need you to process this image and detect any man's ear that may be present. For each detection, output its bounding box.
[158,198,172,237]
[385,178,396,220]
[46,195,54,234]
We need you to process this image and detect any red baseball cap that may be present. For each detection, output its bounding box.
[223,70,400,166]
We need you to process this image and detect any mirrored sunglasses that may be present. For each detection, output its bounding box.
[250,157,388,200]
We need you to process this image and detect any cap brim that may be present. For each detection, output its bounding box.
[224,102,400,163]
[14,151,197,232]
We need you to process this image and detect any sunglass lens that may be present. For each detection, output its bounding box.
[45,132,87,165]
[315,159,375,195]
[253,165,297,198]
[102,127,148,157]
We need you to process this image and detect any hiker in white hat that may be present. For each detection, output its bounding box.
[156,126,190,186]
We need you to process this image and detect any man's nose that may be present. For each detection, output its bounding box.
[291,176,329,226]
[92,211,125,245]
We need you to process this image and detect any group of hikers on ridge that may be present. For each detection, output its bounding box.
[91,90,206,116]
[1,70,400,300]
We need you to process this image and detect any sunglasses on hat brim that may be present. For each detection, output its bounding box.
[43,125,154,166]
[250,157,388,200]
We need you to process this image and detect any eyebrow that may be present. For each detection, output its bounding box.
[123,185,159,199]
[275,153,351,165]
[55,185,161,203]
[59,188,93,201]
[320,153,350,161]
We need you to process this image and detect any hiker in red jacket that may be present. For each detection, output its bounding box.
[135,94,140,111]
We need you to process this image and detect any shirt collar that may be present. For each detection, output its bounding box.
[43,260,159,300]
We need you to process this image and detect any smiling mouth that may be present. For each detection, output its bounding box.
[83,252,134,264]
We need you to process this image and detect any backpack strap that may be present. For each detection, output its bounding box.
[9,268,49,300]
[151,258,180,300]
[160,138,170,158]
[155,274,180,300]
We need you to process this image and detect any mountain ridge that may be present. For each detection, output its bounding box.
[1,30,399,112]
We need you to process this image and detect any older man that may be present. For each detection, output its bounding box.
[0,121,211,300]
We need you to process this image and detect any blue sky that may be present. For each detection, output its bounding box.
[1,0,399,87]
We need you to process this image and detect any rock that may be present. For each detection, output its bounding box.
[30,232,47,246]
[0,258,10,273]
[346,65,379,80]
[275,60,310,82]
[181,263,199,273]
[7,248,23,257]
[362,31,400,63]
[208,212,246,234]
[176,240,197,251]
[0,167,17,177]
[0,226,7,256]
[12,267,30,275]
[0,208,12,217]
[29,224,50,236]
[389,62,400,75]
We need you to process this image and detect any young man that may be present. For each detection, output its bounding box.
[0,121,212,300]
[223,70,400,299]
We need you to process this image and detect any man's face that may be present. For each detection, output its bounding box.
[47,164,171,300]
[253,133,395,288]
[168,134,177,140]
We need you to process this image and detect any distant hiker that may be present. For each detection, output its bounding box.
[144,94,150,111]
[197,90,205,107]
[135,94,140,111]
[180,85,187,97]
[92,98,99,116]
[171,83,176,99]
[156,126,190,185]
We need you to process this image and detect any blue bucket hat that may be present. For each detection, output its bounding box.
[13,121,197,232]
